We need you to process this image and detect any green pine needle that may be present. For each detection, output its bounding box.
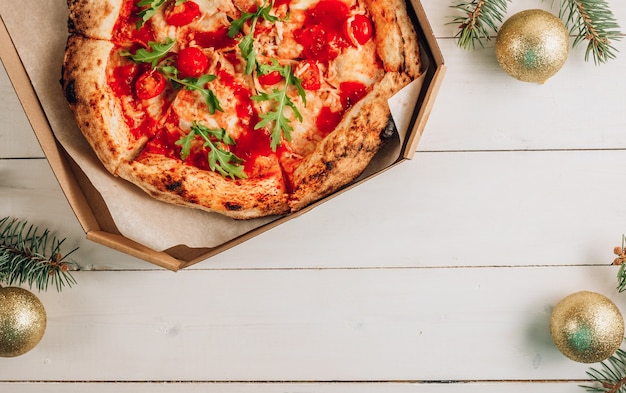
[449,0,511,49]
[581,345,626,392]
[0,217,78,292]
[449,0,623,64]
[559,0,623,64]
[612,235,626,293]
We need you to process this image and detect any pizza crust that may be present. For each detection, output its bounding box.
[364,0,421,77]
[289,71,411,212]
[61,35,144,174]
[116,153,291,219]
[67,0,124,40]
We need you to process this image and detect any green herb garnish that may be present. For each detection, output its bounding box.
[136,0,168,29]
[120,39,176,68]
[176,121,247,179]
[136,0,187,28]
[160,66,223,114]
[228,0,282,74]
[120,41,223,114]
[253,61,305,151]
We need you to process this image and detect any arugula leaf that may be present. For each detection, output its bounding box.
[228,0,281,74]
[160,66,223,114]
[176,122,247,179]
[120,39,175,68]
[120,42,223,115]
[252,63,304,151]
[136,0,168,29]
[136,0,188,28]
[258,60,306,104]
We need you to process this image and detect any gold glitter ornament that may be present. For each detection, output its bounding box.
[550,291,624,363]
[0,286,47,357]
[495,9,570,83]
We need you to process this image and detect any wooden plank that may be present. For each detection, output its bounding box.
[416,40,626,152]
[0,381,591,393]
[3,150,626,270]
[0,267,620,381]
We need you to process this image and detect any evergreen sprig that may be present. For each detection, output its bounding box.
[0,217,78,292]
[449,0,510,49]
[559,0,623,64]
[449,0,623,64]
[612,235,626,292]
[581,345,626,393]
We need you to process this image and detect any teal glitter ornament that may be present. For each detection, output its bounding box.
[550,291,624,363]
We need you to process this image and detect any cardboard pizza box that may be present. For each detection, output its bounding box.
[0,0,446,271]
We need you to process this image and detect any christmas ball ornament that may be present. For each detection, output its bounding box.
[0,286,47,357]
[495,9,570,83]
[550,291,624,363]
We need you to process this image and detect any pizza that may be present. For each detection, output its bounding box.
[61,0,422,219]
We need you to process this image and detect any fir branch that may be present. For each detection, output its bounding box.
[612,235,626,293]
[581,345,626,393]
[449,0,510,49]
[0,217,78,292]
[558,0,623,64]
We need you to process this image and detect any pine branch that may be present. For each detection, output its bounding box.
[449,0,511,49]
[449,0,623,63]
[612,235,626,293]
[559,0,623,64]
[581,345,626,393]
[0,217,78,292]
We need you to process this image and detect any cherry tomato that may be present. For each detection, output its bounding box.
[164,1,201,27]
[177,46,209,78]
[135,70,167,99]
[344,14,374,46]
[258,70,283,86]
[295,61,321,90]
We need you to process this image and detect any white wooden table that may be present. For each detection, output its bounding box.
[2,1,626,391]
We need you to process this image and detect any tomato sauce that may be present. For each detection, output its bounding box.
[294,0,351,61]
[142,112,182,158]
[339,81,368,109]
[112,0,155,47]
[192,27,237,50]
[315,81,368,134]
[109,63,139,97]
[216,70,273,173]
[316,106,343,136]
